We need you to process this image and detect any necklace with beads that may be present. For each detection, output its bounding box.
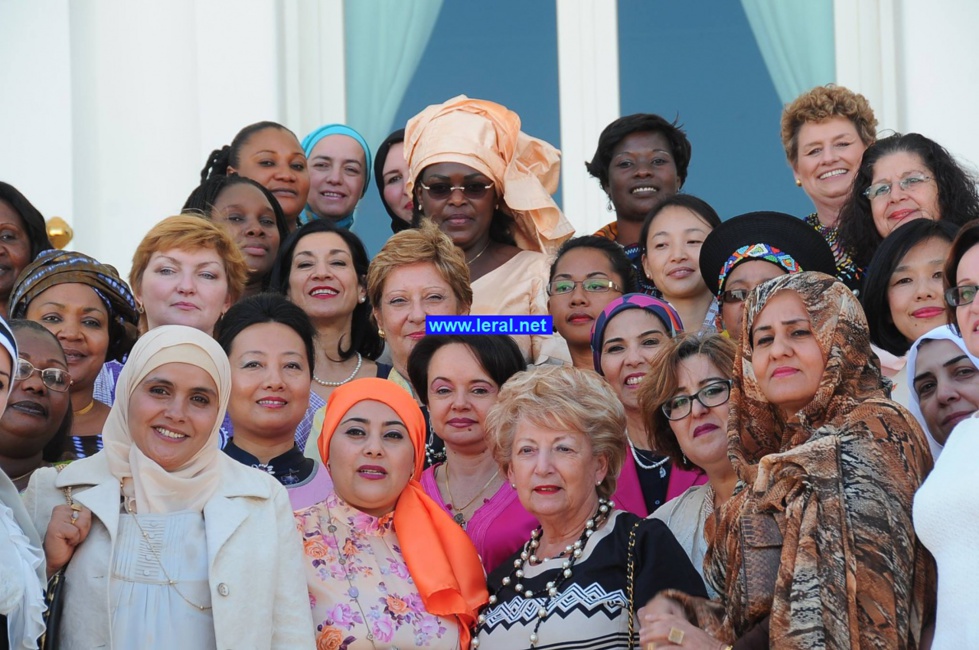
[425,420,447,467]
[472,498,612,649]
[312,352,362,387]
[628,438,670,477]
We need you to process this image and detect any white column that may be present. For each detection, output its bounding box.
[0,1,73,227]
[556,0,621,236]
[279,0,347,137]
[833,0,900,132]
[896,0,979,169]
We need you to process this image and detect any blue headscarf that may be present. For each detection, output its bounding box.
[300,124,373,230]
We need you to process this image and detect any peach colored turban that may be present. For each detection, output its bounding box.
[405,95,574,253]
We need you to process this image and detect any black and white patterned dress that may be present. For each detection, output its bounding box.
[475,509,706,649]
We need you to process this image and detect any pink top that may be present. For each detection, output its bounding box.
[612,456,708,518]
[286,461,333,511]
[421,465,538,574]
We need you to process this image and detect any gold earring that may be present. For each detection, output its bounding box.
[795,179,802,187]
[136,301,144,314]
[378,329,385,339]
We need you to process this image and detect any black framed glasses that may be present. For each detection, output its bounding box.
[546,278,623,296]
[418,181,495,200]
[863,175,933,200]
[15,359,71,392]
[946,284,979,307]
[661,379,733,421]
[719,288,750,304]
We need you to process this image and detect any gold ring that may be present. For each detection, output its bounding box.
[645,643,656,650]
[70,503,82,511]
[668,627,685,645]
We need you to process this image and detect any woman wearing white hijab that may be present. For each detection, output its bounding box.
[0,316,46,650]
[23,325,314,649]
[906,324,979,461]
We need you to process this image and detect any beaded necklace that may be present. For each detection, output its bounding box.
[472,498,612,648]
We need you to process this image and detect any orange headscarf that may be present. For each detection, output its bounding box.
[318,378,487,647]
[405,95,574,254]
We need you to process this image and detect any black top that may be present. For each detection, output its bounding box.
[223,441,314,486]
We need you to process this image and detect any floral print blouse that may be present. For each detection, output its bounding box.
[295,491,460,650]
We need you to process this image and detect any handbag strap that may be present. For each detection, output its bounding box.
[626,518,642,648]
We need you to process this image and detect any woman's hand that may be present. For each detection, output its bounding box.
[43,504,92,576]
[639,608,727,650]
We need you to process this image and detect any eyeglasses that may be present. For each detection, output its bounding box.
[945,284,979,307]
[546,279,623,296]
[862,175,933,200]
[418,181,495,200]
[719,289,750,304]
[661,379,733,421]
[15,359,71,392]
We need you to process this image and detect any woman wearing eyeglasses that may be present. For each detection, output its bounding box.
[545,236,637,367]
[638,332,738,596]
[0,321,72,491]
[698,211,837,341]
[913,221,979,646]
[405,96,574,363]
[838,132,979,272]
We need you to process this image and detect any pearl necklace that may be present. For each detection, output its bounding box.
[312,352,362,387]
[472,498,612,648]
[629,438,670,476]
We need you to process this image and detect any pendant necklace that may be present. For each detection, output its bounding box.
[443,463,499,528]
[322,501,379,650]
[628,438,670,478]
[123,488,211,612]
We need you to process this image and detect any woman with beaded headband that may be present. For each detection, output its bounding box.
[590,294,707,516]
[474,364,705,648]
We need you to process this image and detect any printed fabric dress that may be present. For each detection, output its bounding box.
[295,491,461,650]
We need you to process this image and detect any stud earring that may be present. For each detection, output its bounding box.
[378,329,385,339]
[136,301,145,314]
[358,296,366,304]
[795,179,802,187]
[511,483,516,489]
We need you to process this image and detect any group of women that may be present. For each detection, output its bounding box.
[0,81,975,649]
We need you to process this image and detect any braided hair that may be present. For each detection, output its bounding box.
[199,121,294,182]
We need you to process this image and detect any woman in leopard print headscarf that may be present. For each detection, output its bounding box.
[640,272,936,649]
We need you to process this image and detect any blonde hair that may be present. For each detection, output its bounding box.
[130,214,248,305]
[780,84,877,163]
[486,365,626,499]
[638,332,737,470]
[366,220,473,310]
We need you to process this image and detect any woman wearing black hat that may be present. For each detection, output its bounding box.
[699,211,838,341]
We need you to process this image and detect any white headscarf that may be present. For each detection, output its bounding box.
[103,325,231,513]
[906,325,979,461]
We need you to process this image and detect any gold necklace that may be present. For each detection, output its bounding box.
[443,462,499,528]
[73,400,96,416]
[466,241,491,265]
[123,492,211,612]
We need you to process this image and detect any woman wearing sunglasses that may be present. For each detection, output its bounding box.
[638,332,738,595]
[0,321,72,491]
[405,96,574,363]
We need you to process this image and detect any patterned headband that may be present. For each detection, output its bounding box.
[718,243,801,294]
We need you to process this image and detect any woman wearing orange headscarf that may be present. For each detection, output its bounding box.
[405,96,574,363]
[295,378,487,649]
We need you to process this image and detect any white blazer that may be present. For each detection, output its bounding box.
[23,453,315,650]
